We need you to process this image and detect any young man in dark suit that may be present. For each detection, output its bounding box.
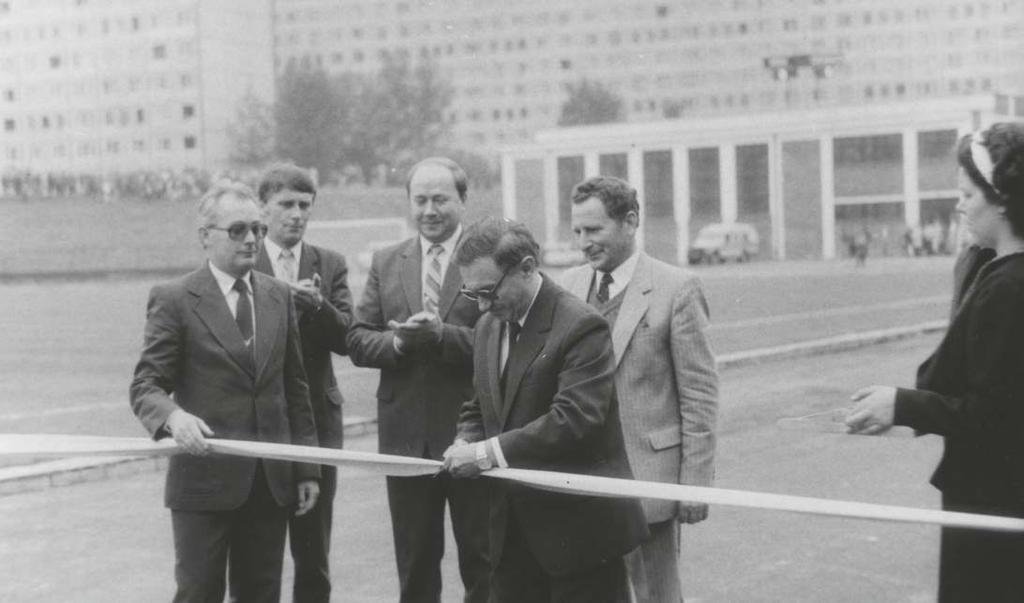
[445,217,648,603]
[255,164,353,603]
[347,158,490,603]
[130,182,320,603]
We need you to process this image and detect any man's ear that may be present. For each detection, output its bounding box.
[521,255,538,274]
[624,211,639,229]
[198,227,208,249]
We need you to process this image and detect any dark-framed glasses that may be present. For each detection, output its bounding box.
[460,266,512,302]
[207,221,268,241]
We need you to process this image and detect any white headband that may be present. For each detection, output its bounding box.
[970,131,1000,194]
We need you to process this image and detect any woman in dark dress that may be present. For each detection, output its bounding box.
[846,122,1024,602]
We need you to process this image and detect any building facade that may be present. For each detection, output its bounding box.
[0,0,273,175]
[273,0,1024,151]
[501,96,1018,263]
[1,0,1021,176]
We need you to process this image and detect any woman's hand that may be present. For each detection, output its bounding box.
[845,385,897,435]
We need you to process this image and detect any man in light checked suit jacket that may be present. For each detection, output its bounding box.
[562,176,719,603]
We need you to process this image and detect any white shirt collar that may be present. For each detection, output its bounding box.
[419,223,462,259]
[263,237,302,266]
[515,275,544,328]
[209,261,252,296]
[596,250,640,299]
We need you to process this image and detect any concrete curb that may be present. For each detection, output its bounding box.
[0,321,949,497]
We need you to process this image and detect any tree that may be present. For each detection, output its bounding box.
[226,87,276,169]
[274,66,346,183]
[557,79,625,127]
[343,54,454,184]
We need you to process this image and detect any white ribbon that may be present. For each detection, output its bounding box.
[4,434,1024,533]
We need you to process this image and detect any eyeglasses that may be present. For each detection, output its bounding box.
[207,222,268,241]
[460,266,512,302]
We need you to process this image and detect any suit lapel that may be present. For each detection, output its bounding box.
[612,254,651,366]
[566,265,592,301]
[499,278,555,428]
[400,239,421,315]
[252,272,283,382]
[254,247,274,278]
[484,317,503,423]
[298,242,319,281]
[189,266,255,378]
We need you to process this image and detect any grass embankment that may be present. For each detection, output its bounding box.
[1,186,501,278]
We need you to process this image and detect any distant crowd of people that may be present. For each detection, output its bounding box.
[0,169,262,203]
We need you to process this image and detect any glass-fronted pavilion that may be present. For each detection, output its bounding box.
[500,95,1002,264]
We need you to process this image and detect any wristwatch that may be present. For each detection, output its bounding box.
[475,441,494,471]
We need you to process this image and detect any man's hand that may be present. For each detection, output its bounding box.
[290,277,324,313]
[845,385,897,435]
[165,409,214,456]
[442,442,482,478]
[388,311,443,351]
[295,479,320,516]
[678,502,709,524]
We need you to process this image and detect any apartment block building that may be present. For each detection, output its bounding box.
[273,0,1024,151]
[0,0,273,174]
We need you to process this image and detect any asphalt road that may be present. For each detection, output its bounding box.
[0,333,946,602]
[0,256,957,600]
[0,256,954,439]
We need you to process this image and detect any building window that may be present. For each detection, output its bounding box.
[2,89,13,101]
[3,119,14,131]
[656,5,668,17]
[560,59,572,69]
[184,136,196,149]
[136,109,144,123]
[153,45,166,60]
[49,55,61,69]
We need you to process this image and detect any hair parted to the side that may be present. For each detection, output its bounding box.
[405,157,469,202]
[454,217,540,271]
[957,122,1024,236]
[570,175,639,222]
[257,163,317,203]
[196,180,259,229]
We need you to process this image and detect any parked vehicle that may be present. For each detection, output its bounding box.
[687,222,760,264]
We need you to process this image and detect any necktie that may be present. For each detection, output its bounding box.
[424,243,443,313]
[501,321,521,391]
[233,278,254,347]
[507,321,521,345]
[279,249,297,283]
[596,271,614,304]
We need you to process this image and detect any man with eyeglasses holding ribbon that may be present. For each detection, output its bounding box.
[130,181,320,603]
[347,157,490,603]
[444,217,647,603]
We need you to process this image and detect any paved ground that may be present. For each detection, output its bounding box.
[0,256,958,601]
[0,333,945,602]
[0,256,954,441]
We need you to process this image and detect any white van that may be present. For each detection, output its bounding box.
[687,222,760,264]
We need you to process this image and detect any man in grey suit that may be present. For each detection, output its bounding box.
[347,157,489,603]
[562,175,719,603]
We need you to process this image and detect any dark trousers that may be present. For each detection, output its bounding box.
[289,464,337,603]
[171,462,288,603]
[491,510,630,603]
[386,473,490,603]
[938,493,1024,603]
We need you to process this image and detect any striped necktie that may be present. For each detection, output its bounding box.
[424,243,444,313]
